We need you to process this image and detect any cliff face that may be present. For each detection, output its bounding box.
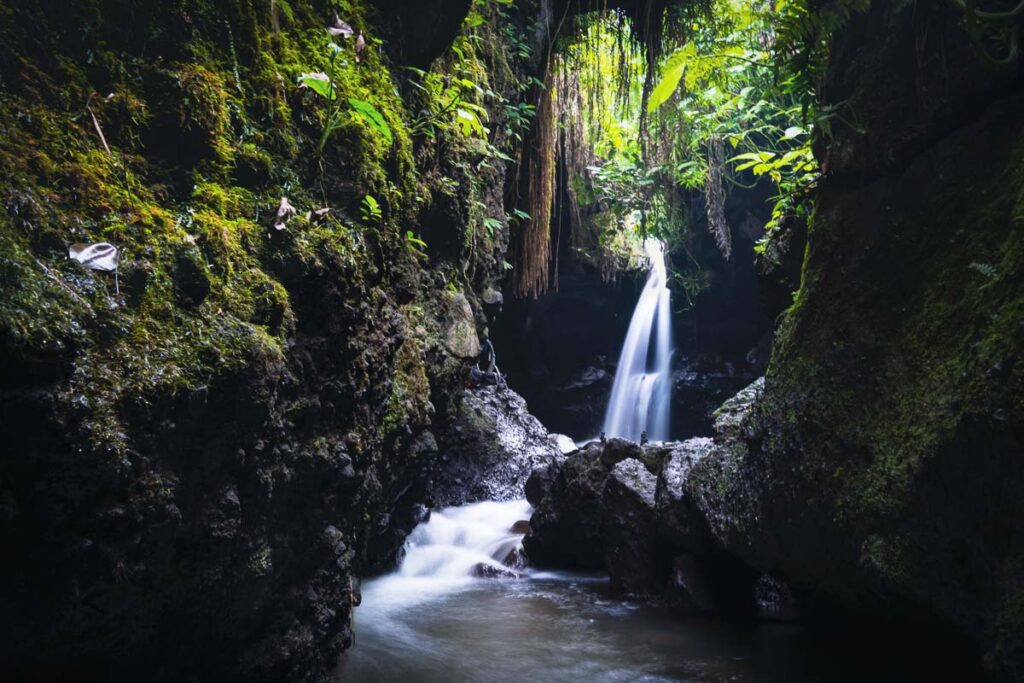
[0,0,535,679]
[688,1,1024,678]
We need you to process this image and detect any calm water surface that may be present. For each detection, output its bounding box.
[336,500,811,683]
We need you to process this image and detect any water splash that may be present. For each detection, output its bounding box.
[602,239,673,442]
[360,500,531,616]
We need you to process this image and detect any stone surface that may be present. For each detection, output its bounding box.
[656,438,715,551]
[681,5,1024,677]
[601,458,662,595]
[443,292,482,359]
[430,385,563,506]
[524,438,646,569]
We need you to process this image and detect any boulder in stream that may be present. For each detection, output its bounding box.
[601,458,663,595]
[431,385,563,506]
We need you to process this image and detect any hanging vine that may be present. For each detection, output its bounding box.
[948,0,1023,65]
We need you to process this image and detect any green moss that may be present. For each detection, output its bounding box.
[381,332,431,438]
[175,64,235,171]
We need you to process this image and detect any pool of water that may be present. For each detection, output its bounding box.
[335,500,815,683]
[338,573,815,682]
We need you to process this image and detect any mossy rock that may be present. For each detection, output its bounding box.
[442,291,481,359]
[171,243,213,307]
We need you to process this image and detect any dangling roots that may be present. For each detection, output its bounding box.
[705,137,731,261]
[511,80,556,299]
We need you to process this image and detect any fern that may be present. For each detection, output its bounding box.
[969,262,998,278]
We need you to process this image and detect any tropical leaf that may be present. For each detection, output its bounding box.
[349,98,393,144]
[455,107,487,137]
[298,72,336,100]
[648,45,694,111]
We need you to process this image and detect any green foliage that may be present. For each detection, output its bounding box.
[360,194,382,223]
[405,230,428,255]
[301,38,394,152]
[349,98,393,144]
[645,0,824,251]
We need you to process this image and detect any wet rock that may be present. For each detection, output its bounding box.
[510,520,529,534]
[656,438,715,551]
[668,555,717,613]
[524,463,558,507]
[601,458,663,595]
[502,547,528,570]
[472,562,521,579]
[711,377,763,439]
[524,439,668,570]
[523,441,611,569]
[754,575,799,622]
[550,433,577,454]
[431,385,562,506]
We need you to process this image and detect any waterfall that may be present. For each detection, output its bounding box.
[359,500,531,615]
[602,239,673,442]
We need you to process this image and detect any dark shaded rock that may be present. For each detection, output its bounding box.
[756,211,807,322]
[754,575,800,622]
[523,438,668,570]
[670,359,758,438]
[510,520,529,534]
[494,269,639,438]
[525,463,558,507]
[373,0,472,69]
[171,243,211,307]
[668,555,718,614]
[684,27,1024,670]
[502,547,528,570]
[523,441,615,569]
[601,458,663,595]
[431,385,562,506]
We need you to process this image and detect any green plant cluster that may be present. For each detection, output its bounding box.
[0,0,539,456]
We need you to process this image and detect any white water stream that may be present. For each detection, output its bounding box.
[360,500,532,616]
[603,239,673,442]
[339,499,805,682]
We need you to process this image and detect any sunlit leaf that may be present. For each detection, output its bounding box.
[648,45,693,111]
[349,98,393,144]
[298,72,336,100]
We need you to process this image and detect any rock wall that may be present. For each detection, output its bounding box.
[0,0,542,680]
[683,2,1024,679]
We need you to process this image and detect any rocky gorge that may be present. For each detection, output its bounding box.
[1,0,1021,681]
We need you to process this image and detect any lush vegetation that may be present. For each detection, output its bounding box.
[545,0,874,305]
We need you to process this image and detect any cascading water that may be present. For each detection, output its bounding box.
[339,499,803,682]
[602,238,673,442]
[356,500,531,616]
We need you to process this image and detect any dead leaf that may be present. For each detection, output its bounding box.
[305,207,331,224]
[274,197,297,230]
[355,33,366,62]
[329,12,354,37]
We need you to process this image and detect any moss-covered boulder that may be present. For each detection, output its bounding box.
[0,0,539,679]
[684,2,1024,679]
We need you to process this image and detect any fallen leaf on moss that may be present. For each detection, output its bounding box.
[305,208,331,224]
[355,33,366,62]
[329,12,354,37]
[274,197,297,230]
